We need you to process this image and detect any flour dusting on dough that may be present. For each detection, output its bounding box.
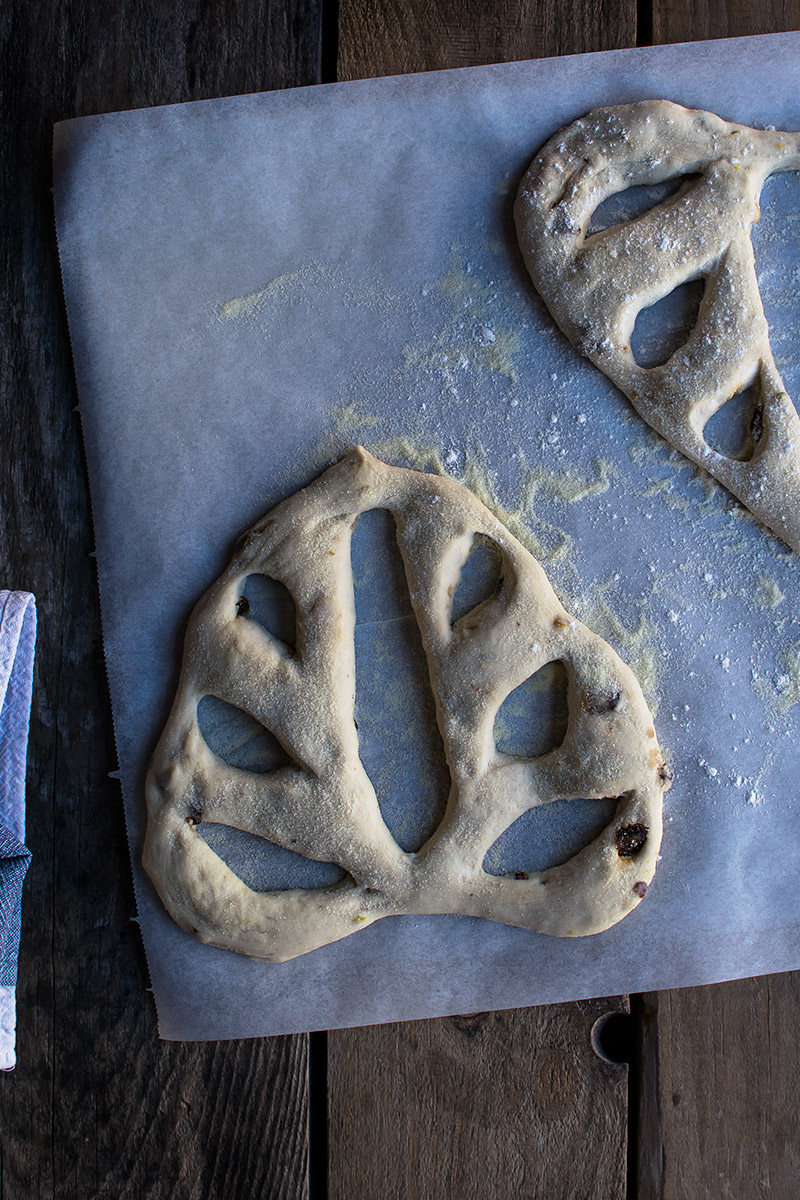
[145,449,668,960]
[515,99,800,551]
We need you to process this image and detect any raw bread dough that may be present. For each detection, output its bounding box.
[144,448,669,961]
[514,100,800,551]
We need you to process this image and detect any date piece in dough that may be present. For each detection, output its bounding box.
[514,100,800,551]
[144,448,669,962]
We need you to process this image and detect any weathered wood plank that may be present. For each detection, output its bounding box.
[0,2,321,1196]
[652,0,800,46]
[329,1001,630,1200]
[636,976,800,1199]
[337,0,637,81]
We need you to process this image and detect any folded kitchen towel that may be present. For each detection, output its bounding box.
[0,591,36,1071]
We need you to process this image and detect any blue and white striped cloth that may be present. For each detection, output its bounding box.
[0,592,36,1071]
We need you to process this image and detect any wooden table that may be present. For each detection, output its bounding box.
[1,2,799,1196]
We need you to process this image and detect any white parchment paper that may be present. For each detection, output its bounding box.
[54,33,800,1040]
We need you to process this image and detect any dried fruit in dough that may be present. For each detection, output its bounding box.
[144,448,669,961]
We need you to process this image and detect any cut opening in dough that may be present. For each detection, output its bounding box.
[482,795,619,876]
[197,694,293,774]
[588,174,701,238]
[493,659,569,760]
[451,533,503,624]
[237,573,296,654]
[351,507,413,622]
[352,506,450,853]
[198,823,347,892]
[630,277,706,369]
[703,381,763,462]
[751,169,800,410]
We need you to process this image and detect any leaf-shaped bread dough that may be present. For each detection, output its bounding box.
[514,99,800,551]
[144,448,670,961]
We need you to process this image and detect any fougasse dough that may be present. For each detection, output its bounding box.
[144,448,670,961]
[514,99,800,552]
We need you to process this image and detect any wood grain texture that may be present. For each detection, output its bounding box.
[0,1,320,1196]
[329,1001,630,1200]
[337,0,637,81]
[652,0,800,45]
[635,977,800,1199]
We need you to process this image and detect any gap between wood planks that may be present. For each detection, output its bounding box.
[309,1031,330,1198]
[321,0,341,82]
